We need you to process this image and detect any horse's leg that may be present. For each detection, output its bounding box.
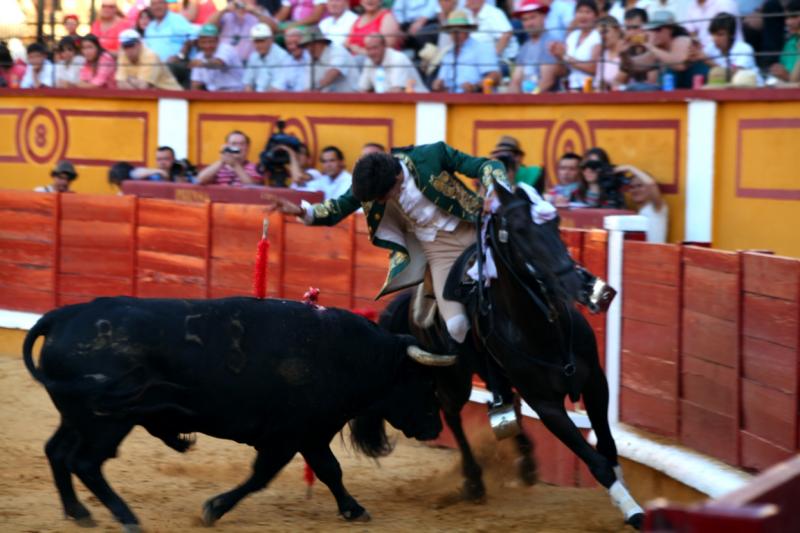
[45,422,94,525]
[582,362,625,483]
[512,422,538,486]
[437,363,486,503]
[67,422,138,532]
[525,397,644,530]
[301,444,368,521]
[202,444,296,525]
[442,408,486,502]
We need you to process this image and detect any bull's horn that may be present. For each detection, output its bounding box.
[406,345,457,367]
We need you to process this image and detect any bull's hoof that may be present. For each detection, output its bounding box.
[626,513,644,530]
[340,507,370,522]
[516,456,538,486]
[202,498,223,526]
[121,524,142,533]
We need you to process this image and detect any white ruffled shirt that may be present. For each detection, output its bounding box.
[395,161,460,242]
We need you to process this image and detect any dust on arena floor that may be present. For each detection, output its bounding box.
[0,356,633,532]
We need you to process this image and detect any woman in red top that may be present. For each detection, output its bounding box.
[78,34,117,89]
[345,0,401,55]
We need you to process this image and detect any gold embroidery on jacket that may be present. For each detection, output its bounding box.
[430,171,482,215]
[313,202,331,218]
[395,153,417,177]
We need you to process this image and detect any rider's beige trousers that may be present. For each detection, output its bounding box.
[419,221,477,343]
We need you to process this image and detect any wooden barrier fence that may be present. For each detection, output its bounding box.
[620,241,800,472]
[4,190,798,477]
[0,191,398,314]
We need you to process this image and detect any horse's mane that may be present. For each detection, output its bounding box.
[491,194,572,310]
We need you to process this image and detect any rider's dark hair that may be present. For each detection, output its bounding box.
[351,152,401,202]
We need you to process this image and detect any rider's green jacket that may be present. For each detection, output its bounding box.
[304,141,509,298]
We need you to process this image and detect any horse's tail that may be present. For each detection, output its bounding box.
[348,414,395,458]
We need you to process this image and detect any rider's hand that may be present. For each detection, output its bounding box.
[264,195,303,216]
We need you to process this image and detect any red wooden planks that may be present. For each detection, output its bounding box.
[681,400,738,465]
[620,241,681,437]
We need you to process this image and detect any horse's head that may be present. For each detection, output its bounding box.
[490,182,570,311]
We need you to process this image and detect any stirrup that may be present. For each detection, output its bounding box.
[487,398,521,440]
[587,278,616,314]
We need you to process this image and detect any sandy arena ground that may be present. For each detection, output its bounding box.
[0,356,633,532]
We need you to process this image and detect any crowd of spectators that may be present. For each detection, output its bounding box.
[40,129,666,240]
[2,0,799,91]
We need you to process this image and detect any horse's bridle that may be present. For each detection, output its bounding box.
[491,199,558,323]
[475,199,576,377]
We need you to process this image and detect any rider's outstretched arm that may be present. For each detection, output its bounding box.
[433,142,511,192]
[298,188,362,227]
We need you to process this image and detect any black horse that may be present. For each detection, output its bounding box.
[380,182,645,529]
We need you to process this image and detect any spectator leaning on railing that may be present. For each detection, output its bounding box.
[359,32,428,92]
[78,34,117,88]
[21,43,54,88]
[189,24,245,91]
[702,12,759,80]
[116,29,182,89]
[243,23,292,91]
[54,36,85,88]
[300,26,358,92]
[432,10,500,92]
[508,0,560,93]
[625,10,705,89]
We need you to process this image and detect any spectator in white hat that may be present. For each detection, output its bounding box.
[116,28,182,89]
[243,23,292,91]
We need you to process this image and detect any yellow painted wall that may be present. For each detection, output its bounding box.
[0,96,159,194]
[447,103,688,244]
[188,101,417,172]
[714,101,800,257]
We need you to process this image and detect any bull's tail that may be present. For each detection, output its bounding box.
[348,414,394,458]
[22,313,54,384]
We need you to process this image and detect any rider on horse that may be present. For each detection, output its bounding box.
[266,141,614,352]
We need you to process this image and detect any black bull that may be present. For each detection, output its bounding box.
[23,296,453,531]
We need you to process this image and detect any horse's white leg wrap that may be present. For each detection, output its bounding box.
[446,315,470,344]
[608,480,644,521]
[613,465,626,487]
